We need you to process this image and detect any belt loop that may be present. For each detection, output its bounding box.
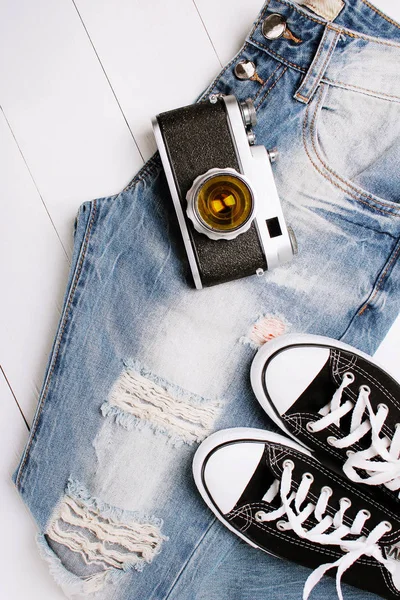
[294,26,341,104]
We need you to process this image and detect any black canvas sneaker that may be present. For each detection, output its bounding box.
[193,428,400,600]
[250,334,400,507]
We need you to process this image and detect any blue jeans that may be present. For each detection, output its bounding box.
[13,0,400,598]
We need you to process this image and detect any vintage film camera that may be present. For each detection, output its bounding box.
[152,94,296,289]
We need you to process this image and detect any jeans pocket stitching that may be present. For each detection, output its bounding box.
[322,77,400,104]
[360,0,400,30]
[303,83,400,217]
[248,38,306,74]
[357,238,400,317]
[254,65,288,109]
[252,62,283,104]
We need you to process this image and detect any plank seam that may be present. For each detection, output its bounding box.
[71,0,145,163]
[0,107,70,264]
[0,366,30,430]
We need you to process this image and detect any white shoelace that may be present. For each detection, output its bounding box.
[307,372,400,495]
[256,461,395,600]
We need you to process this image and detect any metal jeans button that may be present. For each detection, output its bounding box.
[234,60,264,84]
[262,13,287,39]
[262,13,302,43]
[234,60,256,80]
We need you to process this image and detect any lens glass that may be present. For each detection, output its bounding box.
[195,174,253,232]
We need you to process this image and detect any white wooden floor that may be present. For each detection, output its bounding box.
[1,1,399,597]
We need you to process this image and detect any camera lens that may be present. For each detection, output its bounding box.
[186,168,256,240]
[196,173,253,232]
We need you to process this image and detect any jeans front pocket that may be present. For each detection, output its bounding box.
[303,81,400,217]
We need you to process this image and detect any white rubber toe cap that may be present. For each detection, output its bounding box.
[203,441,265,515]
[265,346,330,415]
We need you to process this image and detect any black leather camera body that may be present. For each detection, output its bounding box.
[153,95,295,289]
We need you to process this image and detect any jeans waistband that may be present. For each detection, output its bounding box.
[248,0,400,104]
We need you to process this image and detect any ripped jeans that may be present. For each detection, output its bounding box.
[13,0,400,598]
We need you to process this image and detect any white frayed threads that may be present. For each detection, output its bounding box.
[103,367,221,445]
[241,314,291,349]
[46,493,165,576]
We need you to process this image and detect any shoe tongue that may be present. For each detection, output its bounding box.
[235,447,278,508]
[335,396,361,438]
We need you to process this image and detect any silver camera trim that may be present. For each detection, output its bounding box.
[186,167,256,241]
[223,95,293,271]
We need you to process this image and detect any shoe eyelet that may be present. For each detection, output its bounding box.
[327,436,338,446]
[383,521,393,532]
[306,421,315,433]
[321,486,333,497]
[377,403,389,413]
[283,459,295,470]
[303,472,314,483]
[360,509,371,519]
[344,372,355,383]
[341,497,352,509]
[276,520,287,531]
[359,384,371,394]
[255,511,267,522]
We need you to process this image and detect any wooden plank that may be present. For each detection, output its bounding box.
[0,109,69,423]
[0,369,66,599]
[194,0,263,66]
[73,0,222,160]
[0,0,143,255]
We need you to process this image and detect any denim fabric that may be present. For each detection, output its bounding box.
[13,0,400,598]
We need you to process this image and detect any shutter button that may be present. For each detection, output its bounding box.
[262,14,302,44]
[234,60,264,85]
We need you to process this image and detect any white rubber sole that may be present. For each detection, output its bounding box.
[192,427,313,551]
[250,333,385,445]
